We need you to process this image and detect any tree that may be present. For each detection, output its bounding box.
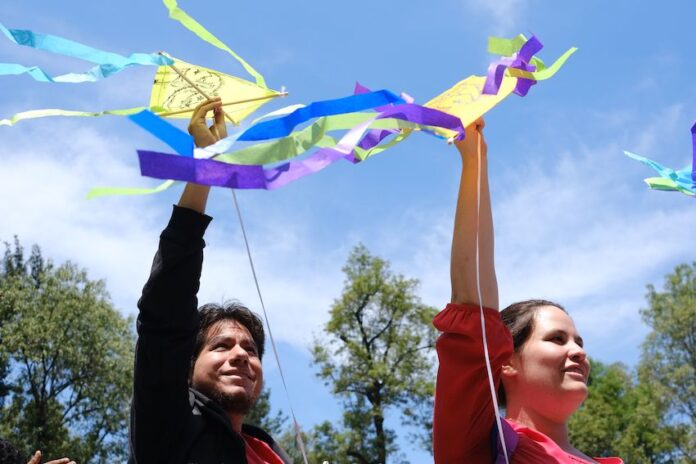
[638,262,695,463]
[569,262,696,463]
[310,244,438,464]
[0,238,135,463]
[245,387,288,437]
[568,359,673,463]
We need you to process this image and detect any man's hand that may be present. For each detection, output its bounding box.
[27,450,76,464]
[454,117,486,160]
[187,97,228,148]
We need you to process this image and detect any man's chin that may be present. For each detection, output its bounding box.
[204,386,256,414]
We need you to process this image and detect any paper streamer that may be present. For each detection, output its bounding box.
[86,180,177,200]
[237,90,405,141]
[483,34,577,96]
[86,120,415,199]
[0,21,172,83]
[692,121,696,182]
[162,0,267,88]
[129,110,194,156]
[0,106,153,126]
[624,150,695,197]
[126,89,406,159]
[135,103,464,190]
[623,121,696,197]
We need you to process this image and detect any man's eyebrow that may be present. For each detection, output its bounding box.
[206,333,257,348]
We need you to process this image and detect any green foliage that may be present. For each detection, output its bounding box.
[568,359,673,462]
[639,262,696,463]
[245,387,288,437]
[308,244,438,464]
[570,262,696,463]
[0,238,135,464]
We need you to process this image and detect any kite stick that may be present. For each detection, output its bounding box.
[159,52,239,125]
[156,92,288,117]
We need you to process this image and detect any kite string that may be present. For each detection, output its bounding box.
[475,131,510,464]
[230,191,310,464]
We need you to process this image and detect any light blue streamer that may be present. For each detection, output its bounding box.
[624,150,696,193]
[0,21,172,83]
[128,111,193,156]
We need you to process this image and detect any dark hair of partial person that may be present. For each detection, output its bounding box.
[497,299,567,407]
[192,301,266,363]
[0,436,25,464]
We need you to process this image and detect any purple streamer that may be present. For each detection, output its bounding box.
[353,82,400,154]
[483,35,543,97]
[691,121,696,183]
[138,103,465,190]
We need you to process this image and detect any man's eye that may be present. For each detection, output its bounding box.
[213,344,228,351]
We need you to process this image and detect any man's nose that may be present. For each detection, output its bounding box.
[228,344,249,365]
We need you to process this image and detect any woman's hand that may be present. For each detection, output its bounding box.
[454,117,486,161]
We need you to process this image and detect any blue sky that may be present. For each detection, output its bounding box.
[1,1,695,462]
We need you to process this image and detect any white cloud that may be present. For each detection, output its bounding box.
[1,97,693,365]
[461,0,529,35]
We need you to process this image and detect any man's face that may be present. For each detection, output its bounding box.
[191,320,263,414]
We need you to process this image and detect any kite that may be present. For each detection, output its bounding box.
[624,122,696,197]
[0,1,576,193]
[0,11,284,127]
[114,33,576,192]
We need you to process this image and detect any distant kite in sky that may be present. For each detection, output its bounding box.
[624,122,696,197]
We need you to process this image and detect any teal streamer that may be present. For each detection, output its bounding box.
[0,21,172,83]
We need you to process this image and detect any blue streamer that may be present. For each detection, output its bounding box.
[237,90,405,141]
[0,21,172,83]
[129,111,194,156]
[127,90,406,157]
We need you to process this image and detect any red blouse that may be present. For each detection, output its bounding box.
[433,303,623,464]
[243,434,286,464]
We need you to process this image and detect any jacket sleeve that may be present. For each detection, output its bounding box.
[130,205,212,463]
[432,303,514,464]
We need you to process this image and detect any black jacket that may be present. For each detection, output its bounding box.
[129,206,291,464]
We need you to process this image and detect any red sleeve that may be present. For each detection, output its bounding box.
[432,303,514,464]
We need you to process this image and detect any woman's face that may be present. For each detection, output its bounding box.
[507,305,590,419]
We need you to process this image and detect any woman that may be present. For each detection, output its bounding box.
[432,119,623,463]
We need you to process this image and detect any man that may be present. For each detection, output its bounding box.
[129,99,291,463]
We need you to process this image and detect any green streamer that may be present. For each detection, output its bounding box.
[0,106,157,126]
[487,34,528,56]
[644,177,695,196]
[162,0,267,88]
[87,180,177,199]
[214,113,434,165]
[506,47,578,81]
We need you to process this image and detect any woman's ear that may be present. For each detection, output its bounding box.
[501,353,520,379]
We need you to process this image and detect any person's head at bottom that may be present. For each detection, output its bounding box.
[499,299,590,423]
[190,301,265,427]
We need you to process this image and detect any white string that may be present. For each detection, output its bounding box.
[475,132,510,464]
[231,190,310,464]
